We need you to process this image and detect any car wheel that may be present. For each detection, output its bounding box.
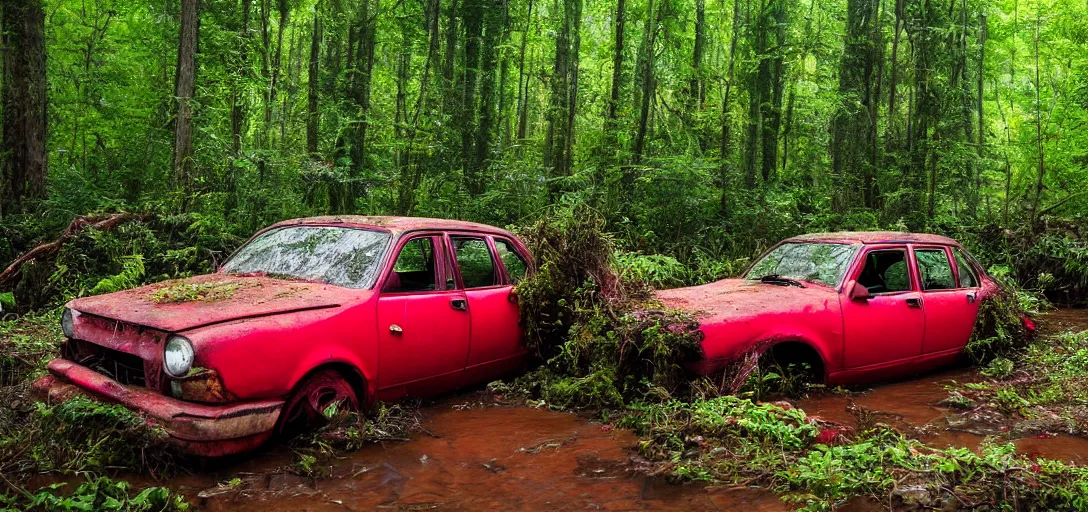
[277,369,359,437]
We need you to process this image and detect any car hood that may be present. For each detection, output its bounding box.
[69,274,361,332]
[654,278,839,323]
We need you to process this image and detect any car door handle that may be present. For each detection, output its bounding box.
[450,299,467,311]
[905,298,922,308]
[966,292,977,303]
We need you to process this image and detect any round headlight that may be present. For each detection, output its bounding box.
[163,336,195,378]
[61,308,76,338]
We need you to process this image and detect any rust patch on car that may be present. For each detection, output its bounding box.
[174,368,238,403]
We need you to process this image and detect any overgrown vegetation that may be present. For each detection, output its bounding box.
[287,402,423,478]
[623,397,1088,510]
[506,205,704,409]
[0,476,188,512]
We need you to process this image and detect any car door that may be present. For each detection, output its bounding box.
[447,233,527,384]
[376,233,470,397]
[842,245,926,368]
[915,246,980,355]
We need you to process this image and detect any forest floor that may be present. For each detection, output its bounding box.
[4,309,1087,510]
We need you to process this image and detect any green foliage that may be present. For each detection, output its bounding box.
[29,396,172,472]
[623,396,1088,510]
[88,254,145,295]
[0,477,188,512]
[511,206,704,408]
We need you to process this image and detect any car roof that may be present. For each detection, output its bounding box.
[785,231,960,246]
[268,215,516,237]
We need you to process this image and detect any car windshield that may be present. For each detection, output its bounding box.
[222,226,391,289]
[745,242,859,288]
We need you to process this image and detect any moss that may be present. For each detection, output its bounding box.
[149,279,253,304]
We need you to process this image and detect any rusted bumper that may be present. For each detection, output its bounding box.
[33,358,284,457]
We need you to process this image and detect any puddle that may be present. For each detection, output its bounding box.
[796,308,1088,465]
[157,398,789,511]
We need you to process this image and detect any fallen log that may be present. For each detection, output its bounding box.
[0,213,139,290]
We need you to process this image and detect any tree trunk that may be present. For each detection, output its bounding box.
[632,0,659,164]
[515,0,535,144]
[472,3,503,195]
[719,0,741,215]
[0,0,48,213]
[829,0,877,211]
[172,0,200,195]
[544,0,581,184]
[307,10,322,157]
[690,0,705,108]
[760,0,787,184]
[1030,12,1045,223]
[231,0,250,157]
[601,0,625,157]
[460,0,484,192]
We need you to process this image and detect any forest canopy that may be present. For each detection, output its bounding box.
[1,0,1087,301]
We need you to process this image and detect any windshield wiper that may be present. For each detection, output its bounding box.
[758,274,806,288]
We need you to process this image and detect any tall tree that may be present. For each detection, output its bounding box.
[0,0,48,213]
[829,0,878,211]
[307,9,321,157]
[543,0,582,185]
[719,0,742,215]
[172,0,200,195]
[601,0,626,158]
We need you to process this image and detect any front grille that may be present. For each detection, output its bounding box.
[63,339,147,387]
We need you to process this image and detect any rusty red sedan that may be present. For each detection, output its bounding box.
[35,216,532,456]
[660,232,1012,386]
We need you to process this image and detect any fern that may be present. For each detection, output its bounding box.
[89,254,146,295]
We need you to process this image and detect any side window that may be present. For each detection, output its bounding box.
[952,248,979,288]
[856,249,911,294]
[385,237,438,292]
[495,239,528,284]
[915,249,956,291]
[451,237,496,288]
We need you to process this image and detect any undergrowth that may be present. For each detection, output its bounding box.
[508,204,704,408]
[0,476,188,512]
[288,402,423,478]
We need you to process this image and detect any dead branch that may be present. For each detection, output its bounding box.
[0,213,139,290]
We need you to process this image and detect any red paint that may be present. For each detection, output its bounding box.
[35,217,532,456]
[659,233,1002,386]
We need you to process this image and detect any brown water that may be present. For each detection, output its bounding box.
[796,307,1088,465]
[170,399,789,511]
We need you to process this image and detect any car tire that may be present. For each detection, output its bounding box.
[277,368,360,438]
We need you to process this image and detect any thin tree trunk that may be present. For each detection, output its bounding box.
[602,0,625,156]
[1030,12,1045,223]
[172,0,200,196]
[690,0,705,108]
[515,0,535,144]
[231,0,250,156]
[307,10,322,157]
[632,0,659,164]
[719,0,741,215]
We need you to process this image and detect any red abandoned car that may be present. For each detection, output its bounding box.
[35,223,1007,456]
[35,217,532,456]
[660,232,1011,385]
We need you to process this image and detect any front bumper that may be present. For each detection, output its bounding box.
[33,358,284,457]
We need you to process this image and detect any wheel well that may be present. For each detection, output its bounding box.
[296,362,369,407]
[763,341,825,382]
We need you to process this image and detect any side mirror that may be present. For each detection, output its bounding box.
[847,280,870,301]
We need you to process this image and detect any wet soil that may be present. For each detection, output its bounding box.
[25,309,1088,510]
[169,398,789,511]
[795,307,1088,465]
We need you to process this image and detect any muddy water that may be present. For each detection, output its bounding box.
[172,398,789,511]
[796,308,1088,465]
